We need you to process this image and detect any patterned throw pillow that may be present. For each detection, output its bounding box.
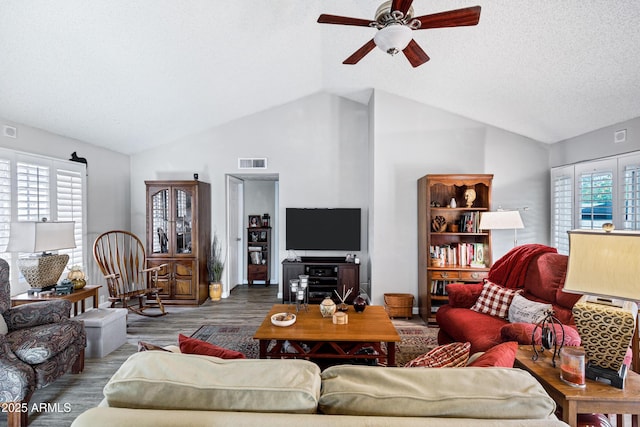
[470,281,521,319]
[508,293,552,323]
[405,342,471,368]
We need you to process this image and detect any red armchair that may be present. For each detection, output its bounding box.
[436,245,582,354]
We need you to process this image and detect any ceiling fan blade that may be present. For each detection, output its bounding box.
[391,0,414,16]
[413,6,481,29]
[317,14,373,27]
[343,39,377,65]
[403,39,430,68]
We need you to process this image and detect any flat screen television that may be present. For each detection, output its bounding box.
[286,208,361,251]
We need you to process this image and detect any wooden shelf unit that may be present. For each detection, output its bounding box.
[247,227,271,286]
[418,174,493,324]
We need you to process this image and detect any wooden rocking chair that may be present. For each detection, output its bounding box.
[93,230,167,317]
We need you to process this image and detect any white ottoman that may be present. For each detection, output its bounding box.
[77,308,127,358]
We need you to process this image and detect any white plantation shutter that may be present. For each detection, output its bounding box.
[56,168,84,267]
[0,148,86,289]
[619,153,640,231]
[575,159,615,231]
[16,161,50,221]
[0,159,12,261]
[550,166,573,254]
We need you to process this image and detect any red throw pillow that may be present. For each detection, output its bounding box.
[467,341,518,367]
[470,281,521,319]
[178,334,246,359]
[500,323,581,347]
[405,342,471,368]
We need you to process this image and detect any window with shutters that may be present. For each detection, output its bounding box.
[0,148,86,288]
[551,152,640,254]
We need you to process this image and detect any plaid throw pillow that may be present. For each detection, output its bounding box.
[470,281,521,319]
[404,342,471,368]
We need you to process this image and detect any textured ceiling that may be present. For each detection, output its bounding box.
[1,1,639,155]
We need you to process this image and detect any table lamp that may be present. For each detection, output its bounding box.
[479,210,524,247]
[7,219,76,293]
[564,229,640,389]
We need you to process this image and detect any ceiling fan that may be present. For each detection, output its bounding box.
[317,0,481,68]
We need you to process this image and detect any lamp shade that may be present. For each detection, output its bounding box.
[374,24,413,55]
[564,230,640,301]
[7,221,76,253]
[478,211,524,230]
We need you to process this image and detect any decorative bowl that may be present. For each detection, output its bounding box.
[271,312,296,327]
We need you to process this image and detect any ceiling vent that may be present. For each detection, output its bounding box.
[238,158,267,169]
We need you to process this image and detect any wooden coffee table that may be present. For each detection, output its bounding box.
[254,304,401,366]
[515,345,640,427]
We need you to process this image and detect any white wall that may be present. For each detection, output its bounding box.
[0,117,131,301]
[129,93,370,299]
[550,116,640,167]
[369,91,550,306]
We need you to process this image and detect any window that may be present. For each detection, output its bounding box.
[551,152,640,254]
[0,148,87,289]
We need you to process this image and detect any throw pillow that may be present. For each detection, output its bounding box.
[178,334,246,359]
[500,322,581,347]
[470,281,521,319]
[404,342,471,368]
[508,293,552,323]
[467,341,518,367]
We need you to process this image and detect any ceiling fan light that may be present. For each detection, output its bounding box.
[374,24,412,56]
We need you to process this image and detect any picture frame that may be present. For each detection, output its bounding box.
[248,215,262,228]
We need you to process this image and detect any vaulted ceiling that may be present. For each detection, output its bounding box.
[1,1,639,155]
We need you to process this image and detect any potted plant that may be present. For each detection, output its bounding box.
[207,233,225,301]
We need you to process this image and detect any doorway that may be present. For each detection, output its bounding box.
[225,174,279,298]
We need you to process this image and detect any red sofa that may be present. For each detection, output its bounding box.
[436,244,582,354]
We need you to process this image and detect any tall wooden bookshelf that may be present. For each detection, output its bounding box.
[418,174,493,324]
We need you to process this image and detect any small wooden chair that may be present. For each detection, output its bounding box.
[93,230,167,317]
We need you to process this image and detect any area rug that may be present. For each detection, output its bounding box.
[190,324,438,367]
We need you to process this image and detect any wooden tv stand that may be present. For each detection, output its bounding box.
[282,257,359,304]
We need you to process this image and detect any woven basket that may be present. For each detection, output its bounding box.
[384,293,414,319]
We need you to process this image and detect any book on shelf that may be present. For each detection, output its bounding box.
[458,211,482,233]
[429,243,487,268]
[430,280,449,296]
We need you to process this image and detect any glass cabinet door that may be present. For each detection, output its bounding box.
[174,188,193,254]
[151,189,169,254]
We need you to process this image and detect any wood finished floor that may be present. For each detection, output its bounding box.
[1,285,426,426]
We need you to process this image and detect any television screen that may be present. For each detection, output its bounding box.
[286,208,361,251]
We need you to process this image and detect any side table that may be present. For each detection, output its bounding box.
[11,285,102,316]
[515,345,640,427]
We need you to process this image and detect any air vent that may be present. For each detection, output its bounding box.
[238,158,267,169]
[3,125,17,138]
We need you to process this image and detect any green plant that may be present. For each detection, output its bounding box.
[207,233,225,283]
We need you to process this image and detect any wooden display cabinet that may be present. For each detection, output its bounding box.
[247,227,271,286]
[417,174,493,324]
[146,180,211,305]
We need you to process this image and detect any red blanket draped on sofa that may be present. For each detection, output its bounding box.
[487,244,557,289]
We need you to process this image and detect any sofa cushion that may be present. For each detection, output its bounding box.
[501,322,581,347]
[319,365,556,419]
[446,283,484,308]
[508,294,552,324]
[471,281,521,319]
[467,341,518,367]
[404,342,471,368]
[8,319,84,364]
[104,352,321,413]
[523,252,567,303]
[178,334,245,359]
[436,305,507,353]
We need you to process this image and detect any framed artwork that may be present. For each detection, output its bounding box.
[248,215,262,227]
